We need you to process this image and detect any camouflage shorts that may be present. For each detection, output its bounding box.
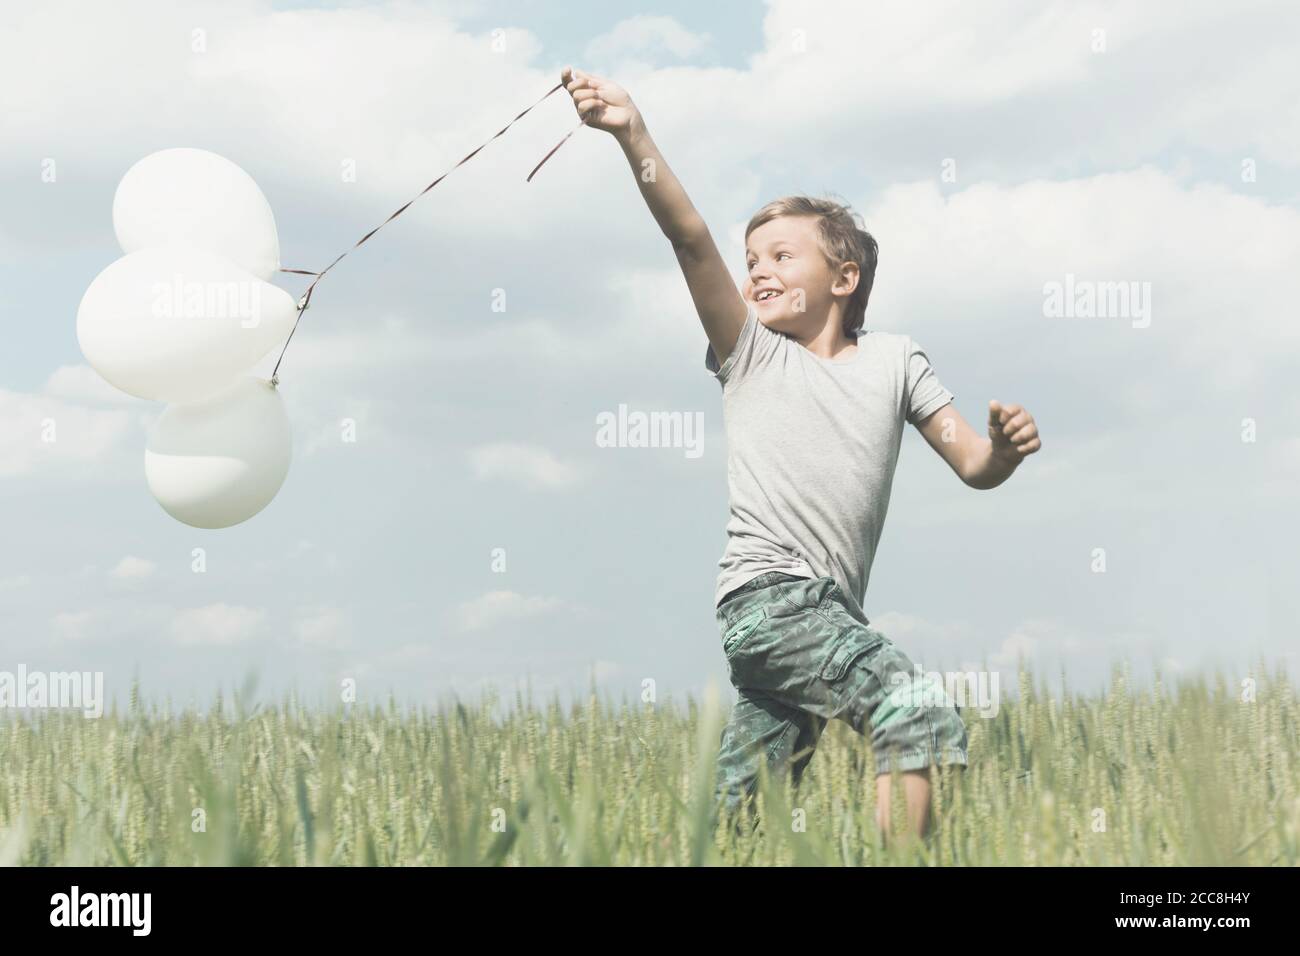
[713,571,969,818]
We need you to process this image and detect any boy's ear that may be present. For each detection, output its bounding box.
[835,261,859,296]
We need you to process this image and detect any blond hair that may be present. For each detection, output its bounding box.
[745,194,879,335]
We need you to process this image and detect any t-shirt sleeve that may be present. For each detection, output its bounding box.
[704,300,785,386]
[904,336,955,425]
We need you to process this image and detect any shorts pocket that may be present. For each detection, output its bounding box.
[817,630,887,682]
[722,607,766,658]
[776,575,837,617]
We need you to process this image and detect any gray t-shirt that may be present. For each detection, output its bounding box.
[704,301,954,622]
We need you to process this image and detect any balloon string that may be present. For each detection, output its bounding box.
[270,81,586,385]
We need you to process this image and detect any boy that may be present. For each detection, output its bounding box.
[561,67,1041,847]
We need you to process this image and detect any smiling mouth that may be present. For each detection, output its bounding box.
[755,290,784,302]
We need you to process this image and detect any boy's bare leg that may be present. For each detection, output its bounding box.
[875,767,932,848]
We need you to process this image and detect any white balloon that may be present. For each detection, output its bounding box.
[76,246,297,404]
[113,148,281,281]
[145,377,292,529]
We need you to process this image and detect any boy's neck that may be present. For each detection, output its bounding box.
[785,313,858,361]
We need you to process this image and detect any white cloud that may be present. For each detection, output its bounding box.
[0,389,133,478]
[296,396,385,458]
[110,556,156,581]
[751,0,1109,107]
[0,575,31,592]
[251,539,319,573]
[171,604,268,646]
[293,605,350,649]
[862,168,1300,385]
[50,610,103,642]
[168,5,566,230]
[42,365,140,406]
[584,16,710,66]
[0,0,595,265]
[989,619,1093,669]
[4,1,1298,261]
[273,315,439,377]
[47,604,173,644]
[869,610,984,672]
[990,626,1043,669]
[739,0,1300,168]
[603,267,712,360]
[467,442,582,489]
[452,590,565,632]
[344,641,439,681]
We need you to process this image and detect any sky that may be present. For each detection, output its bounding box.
[2,0,1298,717]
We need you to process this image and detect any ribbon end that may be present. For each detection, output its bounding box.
[526,122,583,182]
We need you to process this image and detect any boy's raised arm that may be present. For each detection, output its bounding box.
[562,67,747,366]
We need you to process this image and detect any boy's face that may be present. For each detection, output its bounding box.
[744,215,848,335]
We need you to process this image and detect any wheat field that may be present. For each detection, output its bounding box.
[1,663,1296,866]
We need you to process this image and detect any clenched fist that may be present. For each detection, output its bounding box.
[988,400,1040,462]
[561,66,641,139]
